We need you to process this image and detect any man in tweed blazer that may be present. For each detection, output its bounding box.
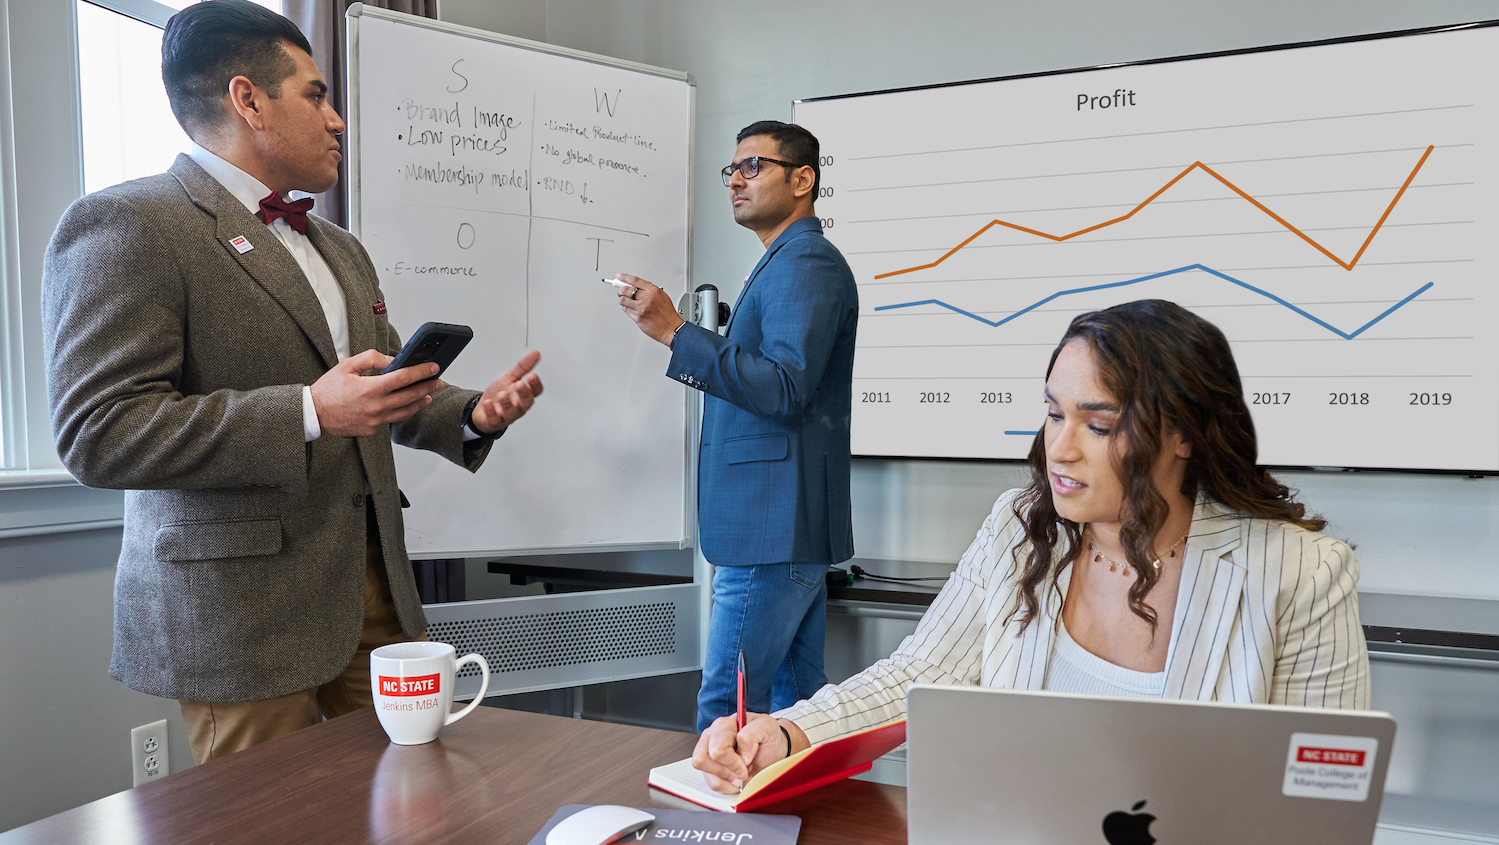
[42,2,541,762]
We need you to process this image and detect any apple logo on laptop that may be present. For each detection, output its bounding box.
[1102,799,1156,844]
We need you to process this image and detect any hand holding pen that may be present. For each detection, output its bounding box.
[690,650,810,793]
[736,650,748,731]
[608,273,685,346]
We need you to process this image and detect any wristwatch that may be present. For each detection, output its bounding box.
[461,395,504,441]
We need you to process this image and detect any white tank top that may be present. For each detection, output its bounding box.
[1043,619,1166,698]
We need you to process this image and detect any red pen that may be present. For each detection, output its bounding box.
[736,650,747,731]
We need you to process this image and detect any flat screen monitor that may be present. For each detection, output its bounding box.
[795,21,1499,472]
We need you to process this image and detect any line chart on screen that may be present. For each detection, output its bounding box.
[796,24,1499,470]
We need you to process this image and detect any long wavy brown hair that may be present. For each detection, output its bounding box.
[1008,300,1325,634]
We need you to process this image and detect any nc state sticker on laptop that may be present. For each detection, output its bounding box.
[1282,732,1379,801]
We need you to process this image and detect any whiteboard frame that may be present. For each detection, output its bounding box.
[345,4,699,558]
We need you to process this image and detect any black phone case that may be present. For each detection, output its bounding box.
[384,322,473,376]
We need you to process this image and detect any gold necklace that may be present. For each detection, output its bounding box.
[1085,530,1189,578]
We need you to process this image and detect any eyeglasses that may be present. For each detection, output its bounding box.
[721,156,802,186]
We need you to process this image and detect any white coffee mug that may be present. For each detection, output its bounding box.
[370,641,490,745]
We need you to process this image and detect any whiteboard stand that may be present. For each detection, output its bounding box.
[346,5,706,698]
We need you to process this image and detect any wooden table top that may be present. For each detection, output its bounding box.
[1,706,908,845]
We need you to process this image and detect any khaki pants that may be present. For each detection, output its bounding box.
[179,527,413,764]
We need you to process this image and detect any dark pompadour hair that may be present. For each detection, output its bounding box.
[161,0,314,139]
[736,120,820,198]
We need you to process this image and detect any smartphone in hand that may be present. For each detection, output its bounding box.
[383,322,473,379]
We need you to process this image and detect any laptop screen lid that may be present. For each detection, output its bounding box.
[906,685,1395,845]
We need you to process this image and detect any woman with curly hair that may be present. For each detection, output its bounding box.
[693,299,1369,793]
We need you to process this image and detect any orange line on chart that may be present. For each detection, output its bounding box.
[872,145,1435,279]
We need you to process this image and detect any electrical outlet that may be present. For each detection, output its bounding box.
[130,720,168,787]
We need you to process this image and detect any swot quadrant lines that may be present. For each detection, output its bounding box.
[873,264,1433,340]
[871,145,1436,279]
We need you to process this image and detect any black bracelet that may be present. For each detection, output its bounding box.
[461,395,503,442]
[779,723,793,759]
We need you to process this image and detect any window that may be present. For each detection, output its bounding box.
[158,0,284,10]
[0,0,283,474]
[77,2,191,194]
[75,1,284,194]
[158,0,283,9]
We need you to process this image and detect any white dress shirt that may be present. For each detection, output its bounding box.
[187,143,345,441]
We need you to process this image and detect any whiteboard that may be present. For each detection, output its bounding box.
[347,6,695,556]
[795,22,1499,472]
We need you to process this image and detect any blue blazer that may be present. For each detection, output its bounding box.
[668,217,859,566]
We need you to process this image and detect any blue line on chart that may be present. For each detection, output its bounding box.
[1004,430,1039,436]
[871,263,1434,340]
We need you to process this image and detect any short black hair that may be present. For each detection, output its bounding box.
[736,120,820,198]
[161,0,314,140]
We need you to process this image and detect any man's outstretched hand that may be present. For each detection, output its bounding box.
[467,349,544,435]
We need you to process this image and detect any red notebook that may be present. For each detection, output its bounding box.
[647,720,907,812]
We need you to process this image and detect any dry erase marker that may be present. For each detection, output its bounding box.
[601,277,637,289]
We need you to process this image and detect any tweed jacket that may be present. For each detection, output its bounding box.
[780,489,1372,744]
[42,155,491,702]
[666,216,859,566]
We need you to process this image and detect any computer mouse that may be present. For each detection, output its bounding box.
[545,805,656,845]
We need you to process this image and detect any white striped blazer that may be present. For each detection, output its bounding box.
[779,489,1371,745]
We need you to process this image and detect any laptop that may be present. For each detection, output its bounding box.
[906,685,1396,844]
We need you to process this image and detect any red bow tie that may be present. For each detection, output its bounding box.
[255,191,314,234]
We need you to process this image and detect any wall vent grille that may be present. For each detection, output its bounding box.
[427,602,677,677]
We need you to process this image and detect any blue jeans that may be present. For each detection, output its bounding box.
[696,562,829,733]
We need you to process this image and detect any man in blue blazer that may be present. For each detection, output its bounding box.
[619,121,859,731]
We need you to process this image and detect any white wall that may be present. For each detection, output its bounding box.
[0,528,190,832]
[848,459,1499,601]
[440,0,545,42]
